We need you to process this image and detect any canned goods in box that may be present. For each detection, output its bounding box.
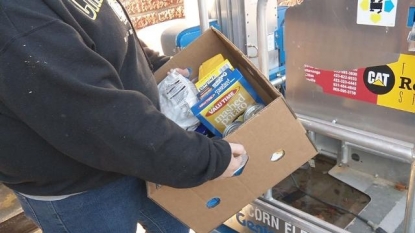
[243,104,265,121]
[222,121,243,137]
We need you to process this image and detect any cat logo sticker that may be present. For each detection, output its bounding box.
[363,65,395,95]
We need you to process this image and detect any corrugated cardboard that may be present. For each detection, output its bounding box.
[151,28,317,233]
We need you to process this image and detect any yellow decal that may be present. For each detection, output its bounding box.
[377,54,415,113]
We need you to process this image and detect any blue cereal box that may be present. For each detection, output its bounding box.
[191,68,264,137]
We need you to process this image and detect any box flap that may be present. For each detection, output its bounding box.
[154,28,280,104]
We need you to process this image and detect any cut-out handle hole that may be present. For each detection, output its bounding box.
[206,197,221,209]
[270,149,285,162]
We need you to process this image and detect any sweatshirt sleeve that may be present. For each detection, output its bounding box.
[0,21,231,188]
[138,38,171,72]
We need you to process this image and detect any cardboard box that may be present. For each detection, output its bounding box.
[151,28,317,233]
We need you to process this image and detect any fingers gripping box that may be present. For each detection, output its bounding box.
[151,28,317,233]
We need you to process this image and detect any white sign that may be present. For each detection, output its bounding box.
[225,204,310,233]
[356,0,398,27]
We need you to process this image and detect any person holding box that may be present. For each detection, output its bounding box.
[0,0,245,232]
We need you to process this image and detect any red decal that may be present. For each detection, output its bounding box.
[304,65,377,104]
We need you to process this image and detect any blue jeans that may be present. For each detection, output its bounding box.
[15,176,189,233]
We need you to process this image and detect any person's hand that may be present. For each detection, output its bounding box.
[175,68,190,77]
[216,143,246,179]
[168,68,190,78]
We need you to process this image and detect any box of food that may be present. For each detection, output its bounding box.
[150,28,317,233]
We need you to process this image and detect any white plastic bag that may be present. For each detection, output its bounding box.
[158,69,200,131]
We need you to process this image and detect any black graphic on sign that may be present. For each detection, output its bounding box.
[370,0,383,13]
